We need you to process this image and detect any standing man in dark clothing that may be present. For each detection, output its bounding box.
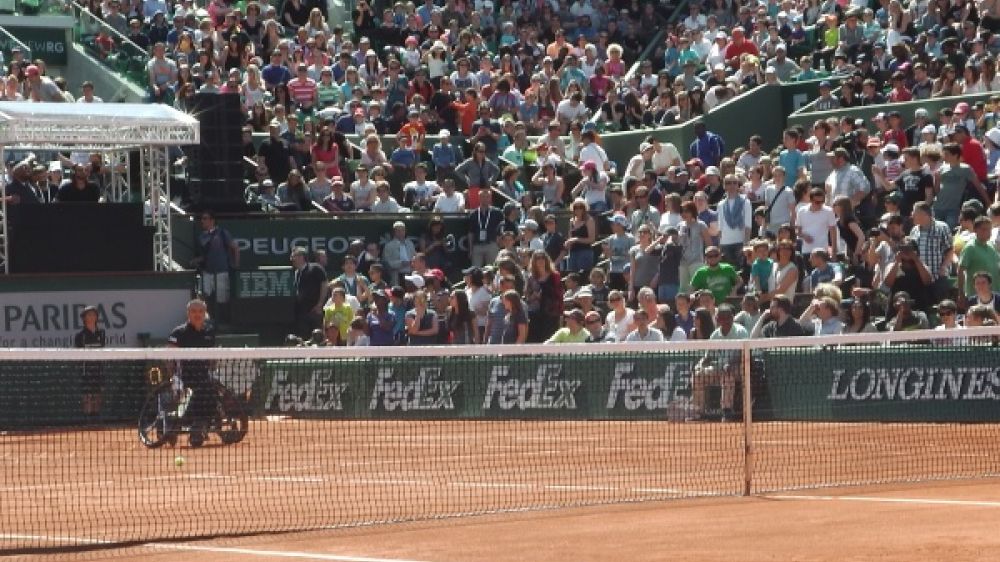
[291,246,327,338]
[2,161,41,205]
[193,211,239,323]
[467,189,504,267]
[56,164,102,202]
[257,121,295,186]
[166,299,216,447]
[75,305,106,418]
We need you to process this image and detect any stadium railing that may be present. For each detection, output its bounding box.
[2,327,999,555]
[70,0,151,91]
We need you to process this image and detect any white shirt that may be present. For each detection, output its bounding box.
[651,144,681,173]
[606,308,635,342]
[658,212,682,232]
[433,191,465,213]
[578,142,610,170]
[624,327,665,342]
[467,286,492,328]
[556,99,588,122]
[718,195,753,245]
[683,13,707,31]
[668,326,687,341]
[796,205,837,253]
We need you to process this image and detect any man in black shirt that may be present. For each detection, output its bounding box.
[257,121,294,185]
[291,246,327,338]
[166,299,216,446]
[751,295,811,338]
[56,164,101,202]
[3,161,40,205]
[893,147,934,217]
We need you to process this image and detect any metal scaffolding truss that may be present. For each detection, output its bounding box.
[0,103,199,273]
[141,146,172,271]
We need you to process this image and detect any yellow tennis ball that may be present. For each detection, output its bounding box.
[174,455,185,468]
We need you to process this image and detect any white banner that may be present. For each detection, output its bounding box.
[0,289,191,348]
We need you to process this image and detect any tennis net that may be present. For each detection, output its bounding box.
[2,329,1000,554]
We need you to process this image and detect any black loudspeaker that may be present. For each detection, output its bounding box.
[188,93,246,209]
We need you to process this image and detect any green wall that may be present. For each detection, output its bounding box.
[787,91,996,132]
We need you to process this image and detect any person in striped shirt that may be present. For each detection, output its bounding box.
[287,63,318,111]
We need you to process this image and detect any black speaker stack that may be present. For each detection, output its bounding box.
[187,93,248,211]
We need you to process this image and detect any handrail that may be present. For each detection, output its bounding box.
[70,0,150,58]
[0,25,31,60]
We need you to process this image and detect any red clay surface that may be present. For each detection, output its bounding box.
[3,419,999,560]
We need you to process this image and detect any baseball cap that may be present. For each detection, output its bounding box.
[705,166,721,176]
[885,190,903,203]
[563,308,586,323]
[575,287,593,300]
[392,221,406,229]
[519,219,539,232]
[610,214,630,229]
[914,108,929,118]
[639,142,653,152]
[25,65,39,77]
[819,80,832,89]
[921,124,937,135]
[881,143,899,154]
[439,129,450,139]
[866,137,882,148]
[403,273,425,288]
[686,158,703,168]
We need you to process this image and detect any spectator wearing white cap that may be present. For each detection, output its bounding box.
[432,130,462,175]
[602,214,634,291]
[918,124,941,151]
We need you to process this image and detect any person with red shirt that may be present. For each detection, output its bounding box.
[398,109,427,153]
[887,72,912,102]
[450,88,479,137]
[953,125,988,182]
[286,64,318,111]
[723,28,759,69]
[882,111,908,149]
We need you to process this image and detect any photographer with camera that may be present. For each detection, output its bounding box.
[883,237,933,314]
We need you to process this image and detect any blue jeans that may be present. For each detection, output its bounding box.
[567,248,595,273]
[933,207,959,230]
[720,243,745,269]
[657,283,679,302]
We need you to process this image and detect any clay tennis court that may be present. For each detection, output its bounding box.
[3,419,1000,560]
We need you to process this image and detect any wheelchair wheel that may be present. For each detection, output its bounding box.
[138,381,177,448]
[215,383,249,445]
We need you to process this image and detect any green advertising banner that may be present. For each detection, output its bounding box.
[254,352,705,421]
[761,346,1000,422]
[0,26,68,65]
[214,215,474,271]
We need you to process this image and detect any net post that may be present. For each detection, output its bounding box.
[741,341,753,497]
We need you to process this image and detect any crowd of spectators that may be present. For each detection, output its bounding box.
[11,0,1000,353]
